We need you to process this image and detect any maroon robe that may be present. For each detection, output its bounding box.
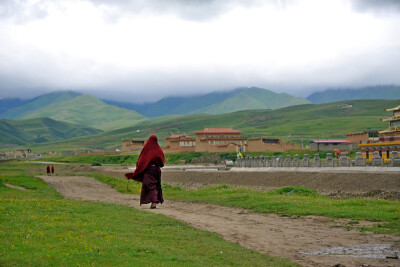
[46,165,50,174]
[51,165,54,173]
[125,135,165,205]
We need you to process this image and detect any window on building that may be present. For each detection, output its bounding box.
[387,150,390,159]
[392,121,400,127]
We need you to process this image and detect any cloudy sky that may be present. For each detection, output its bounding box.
[1,0,400,102]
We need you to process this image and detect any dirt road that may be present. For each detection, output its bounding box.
[38,175,400,267]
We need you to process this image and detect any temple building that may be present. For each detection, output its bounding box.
[194,128,248,153]
[359,105,400,160]
[309,140,356,151]
[164,134,196,153]
[121,139,145,153]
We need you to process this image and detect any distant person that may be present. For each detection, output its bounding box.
[51,165,54,174]
[46,165,50,175]
[124,135,165,209]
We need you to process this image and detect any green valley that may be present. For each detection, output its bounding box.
[7,99,395,153]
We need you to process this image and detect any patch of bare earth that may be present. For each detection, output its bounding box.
[38,175,400,267]
[4,184,27,190]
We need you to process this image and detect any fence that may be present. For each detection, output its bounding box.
[234,151,400,168]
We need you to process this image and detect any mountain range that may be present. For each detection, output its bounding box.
[0,85,399,150]
[307,85,400,104]
[8,98,396,153]
[104,87,311,117]
[1,91,146,131]
[0,87,311,129]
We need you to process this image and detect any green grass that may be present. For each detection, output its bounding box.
[0,161,297,266]
[90,175,400,236]
[47,152,226,165]
[41,150,359,167]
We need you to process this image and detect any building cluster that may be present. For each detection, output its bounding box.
[358,105,400,161]
[0,149,45,160]
[122,128,301,154]
[120,104,400,160]
[308,104,400,162]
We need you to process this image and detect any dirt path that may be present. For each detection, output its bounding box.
[38,175,400,267]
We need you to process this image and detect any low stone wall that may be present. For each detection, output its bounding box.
[234,151,400,168]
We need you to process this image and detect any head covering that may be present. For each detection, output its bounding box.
[124,135,164,182]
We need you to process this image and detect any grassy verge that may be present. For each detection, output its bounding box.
[87,174,400,236]
[38,149,360,166]
[0,161,297,266]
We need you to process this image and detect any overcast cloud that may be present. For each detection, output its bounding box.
[0,0,400,102]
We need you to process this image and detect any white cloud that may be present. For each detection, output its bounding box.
[0,0,400,100]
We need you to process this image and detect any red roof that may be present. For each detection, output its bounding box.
[195,128,242,135]
[311,140,351,144]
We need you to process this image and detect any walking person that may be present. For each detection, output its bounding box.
[46,165,50,175]
[51,165,54,174]
[124,135,165,209]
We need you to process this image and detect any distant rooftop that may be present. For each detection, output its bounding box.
[166,134,194,140]
[385,105,400,112]
[195,128,241,134]
[311,140,352,144]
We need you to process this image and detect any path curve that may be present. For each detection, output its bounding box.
[38,175,400,267]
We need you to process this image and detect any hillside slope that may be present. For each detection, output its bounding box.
[190,88,310,114]
[0,98,30,115]
[1,91,82,119]
[16,99,398,153]
[19,95,147,131]
[307,85,400,104]
[0,117,101,146]
[104,87,311,117]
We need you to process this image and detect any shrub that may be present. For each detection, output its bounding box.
[269,186,318,197]
[91,161,102,166]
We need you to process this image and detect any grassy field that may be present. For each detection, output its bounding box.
[41,150,358,167]
[4,98,397,153]
[0,161,298,266]
[89,174,400,236]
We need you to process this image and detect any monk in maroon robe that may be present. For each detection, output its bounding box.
[51,165,54,174]
[46,165,50,175]
[125,135,165,209]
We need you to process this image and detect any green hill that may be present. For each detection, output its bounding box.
[307,85,400,104]
[104,87,311,117]
[15,95,147,131]
[13,99,399,153]
[1,91,81,119]
[190,88,310,114]
[0,117,101,147]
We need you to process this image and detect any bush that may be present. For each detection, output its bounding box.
[91,161,102,166]
[269,186,318,197]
